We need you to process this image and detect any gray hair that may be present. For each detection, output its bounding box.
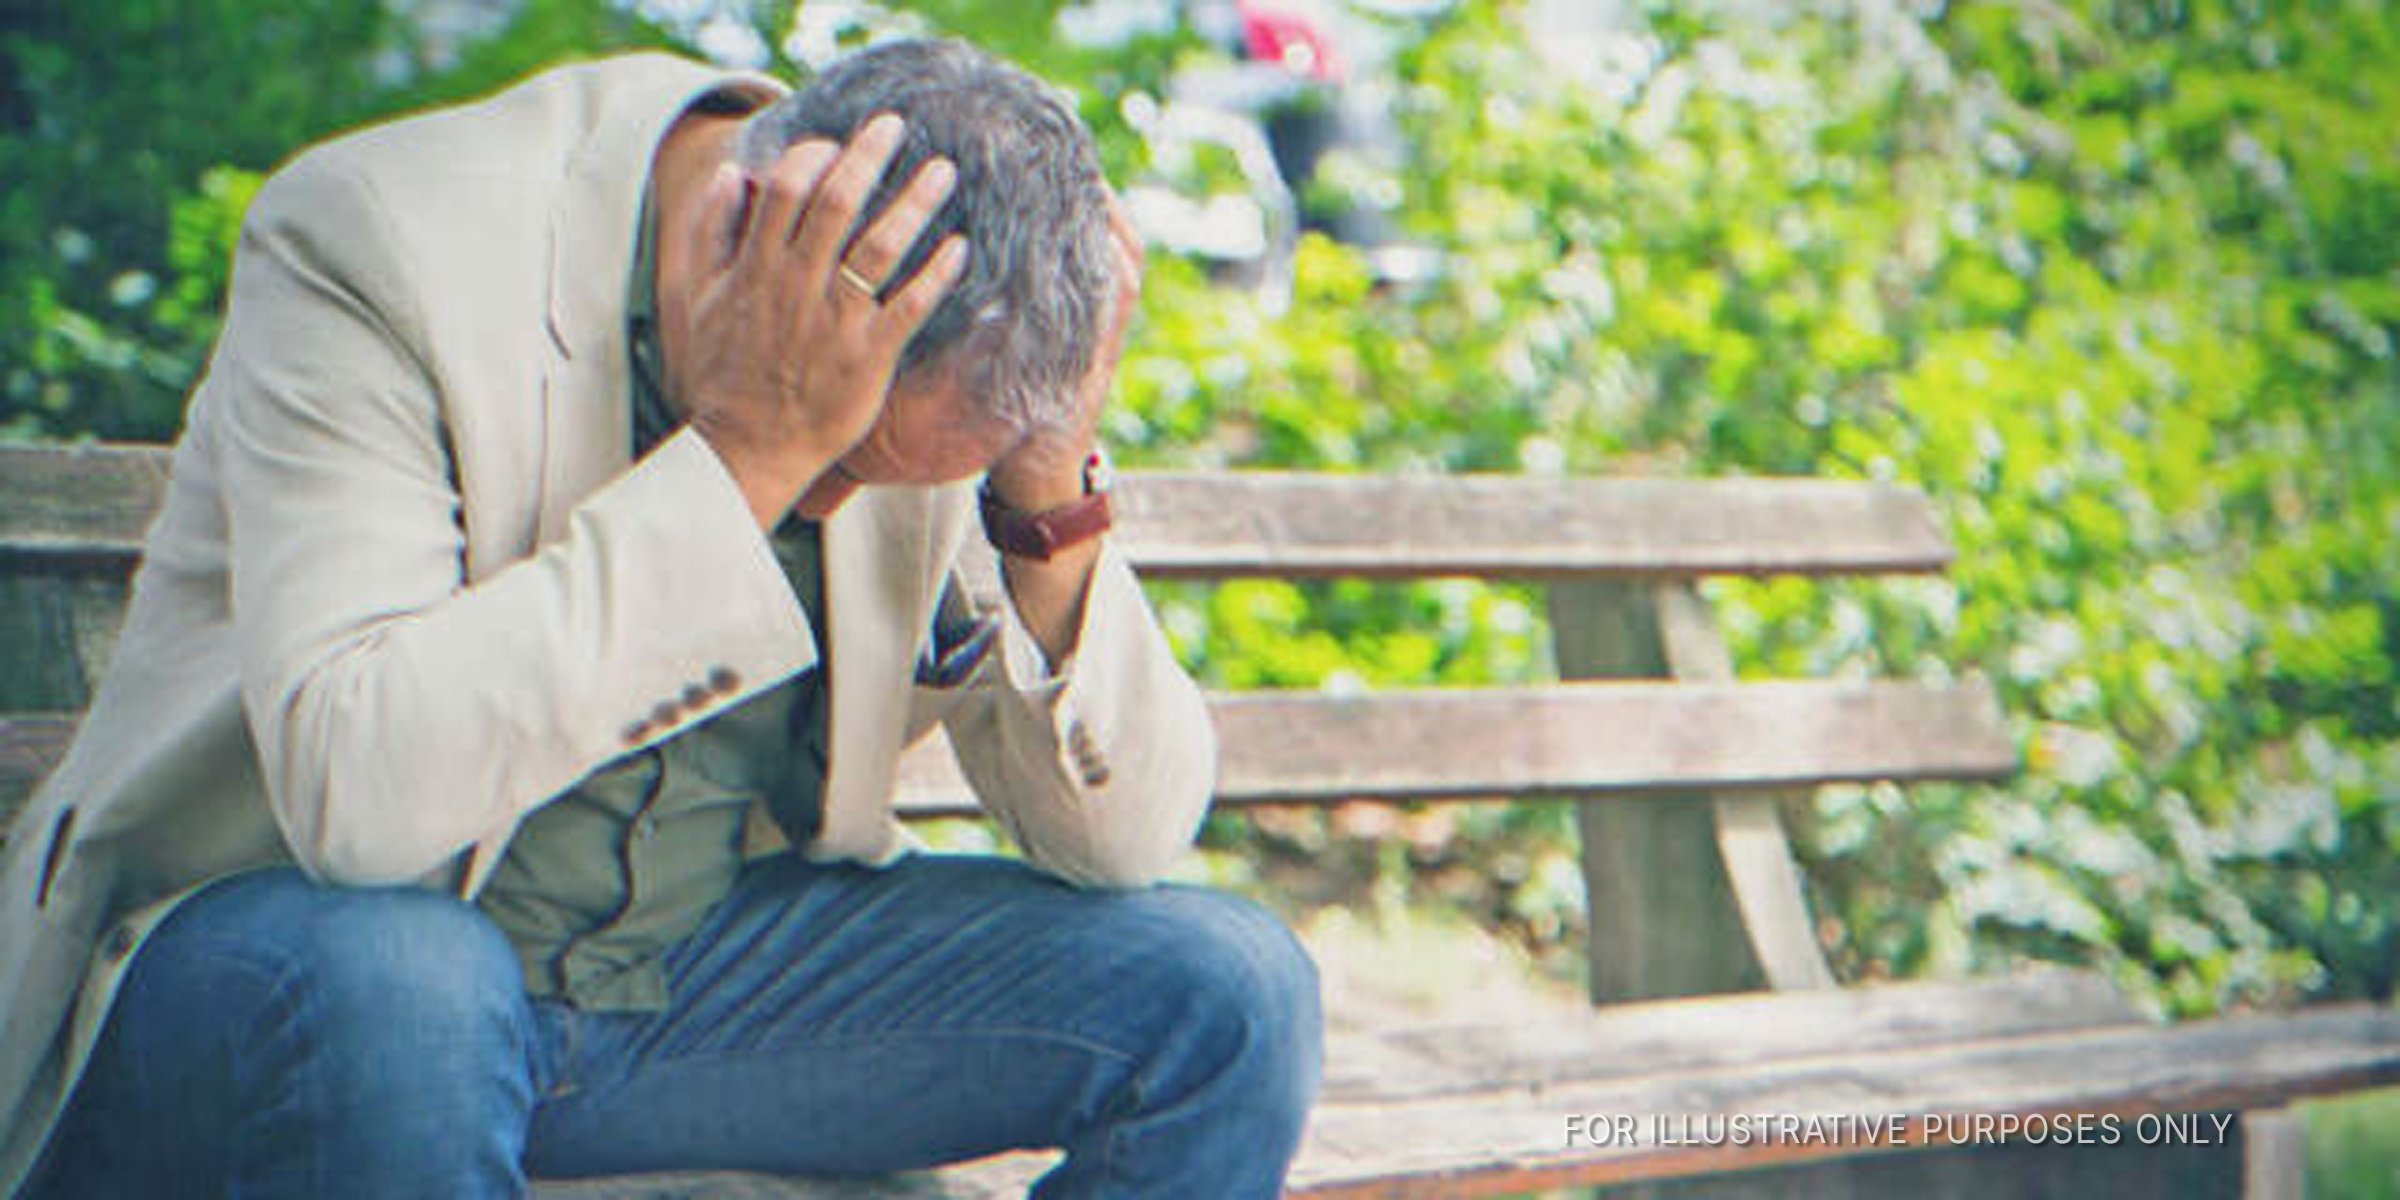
[737,39,1114,433]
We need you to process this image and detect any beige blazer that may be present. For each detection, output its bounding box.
[0,54,1216,1194]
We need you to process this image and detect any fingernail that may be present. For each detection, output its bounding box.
[926,158,956,190]
[864,112,905,141]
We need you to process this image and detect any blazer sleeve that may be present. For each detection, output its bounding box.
[210,152,817,887]
[932,540,1217,888]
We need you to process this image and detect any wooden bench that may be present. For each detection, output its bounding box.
[3,441,2393,1198]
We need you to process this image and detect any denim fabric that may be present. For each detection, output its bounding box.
[30,856,1321,1199]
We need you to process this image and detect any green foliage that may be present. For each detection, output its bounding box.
[7,0,2394,1015]
[1119,0,2399,1012]
[2302,1085,2400,1200]
[0,0,674,439]
[4,2,382,435]
[1470,0,2400,1014]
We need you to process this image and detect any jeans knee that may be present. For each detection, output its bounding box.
[149,869,530,1065]
[1142,889,1323,1118]
[292,882,529,1048]
[73,870,537,1196]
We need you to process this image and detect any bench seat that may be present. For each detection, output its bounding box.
[524,973,2400,1197]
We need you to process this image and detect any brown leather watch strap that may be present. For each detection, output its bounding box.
[980,450,1115,561]
[980,487,1112,561]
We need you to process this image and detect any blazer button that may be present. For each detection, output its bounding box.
[707,666,741,694]
[682,684,712,710]
[1067,722,1096,755]
[622,720,651,746]
[101,924,137,962]
[650,701,682,728]
[1081,763,1112,789]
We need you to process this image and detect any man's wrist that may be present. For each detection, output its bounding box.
[688,417,839,530]
[986,447,1092,512]
[982,445,1113,561]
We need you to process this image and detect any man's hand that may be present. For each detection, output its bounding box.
[985,190,1143,512]
[665,114,970,529]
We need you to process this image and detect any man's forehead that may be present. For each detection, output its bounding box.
[893,365,1018,436]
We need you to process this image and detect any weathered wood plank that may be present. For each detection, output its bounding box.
[1167,680,2019,808]
[2240,1108,2305,1200]
[0,680,2020,834]
[0,573,129,709]
[1289,1004,2400,1198]
[1653,581,1839,995]
[1114,471,1955,579]
[0,442,172,572]
[547,1122,2247,1200]
[1318,972,2141,1104]
[0,444,1952,580]
[1598,1130,2242,1200]
[530,1153,1053,1200]
[506,984,2357,1200]
[1553,579,1764,1003]
[0,716,68,814]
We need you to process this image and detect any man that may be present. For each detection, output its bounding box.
[0,39,1320,1198]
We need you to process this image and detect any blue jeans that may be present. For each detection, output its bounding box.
[31,854,1321,1198]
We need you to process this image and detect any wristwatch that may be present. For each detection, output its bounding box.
[980,448,1114,561]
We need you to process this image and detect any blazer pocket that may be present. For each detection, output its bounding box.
[36,804,76,909]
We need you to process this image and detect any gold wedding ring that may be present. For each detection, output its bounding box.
[837,263,880,301]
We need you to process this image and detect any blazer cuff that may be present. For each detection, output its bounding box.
[992,544,1131,710]
[571,426,819,756]
[994,540,1193,790]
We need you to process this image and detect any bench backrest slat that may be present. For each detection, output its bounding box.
[1115,471,1952,578]
[0,444,175,571]
[0,445,1951,580]
[1130,680,2016,809]
[1,679,2015,826]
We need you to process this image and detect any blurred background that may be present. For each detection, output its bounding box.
[3,0,2395,1187]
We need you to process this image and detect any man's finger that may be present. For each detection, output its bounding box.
[745,139,839,258]
[791,113,908,283]
[876,235,970,347]
[835,156,956,302]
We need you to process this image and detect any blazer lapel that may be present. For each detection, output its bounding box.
[818,486,940,856]
[535,61,782,547]
[533,96,664,548]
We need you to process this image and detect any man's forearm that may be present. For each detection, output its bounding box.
[989,460,1104,669]
[1000,538,1103,669]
